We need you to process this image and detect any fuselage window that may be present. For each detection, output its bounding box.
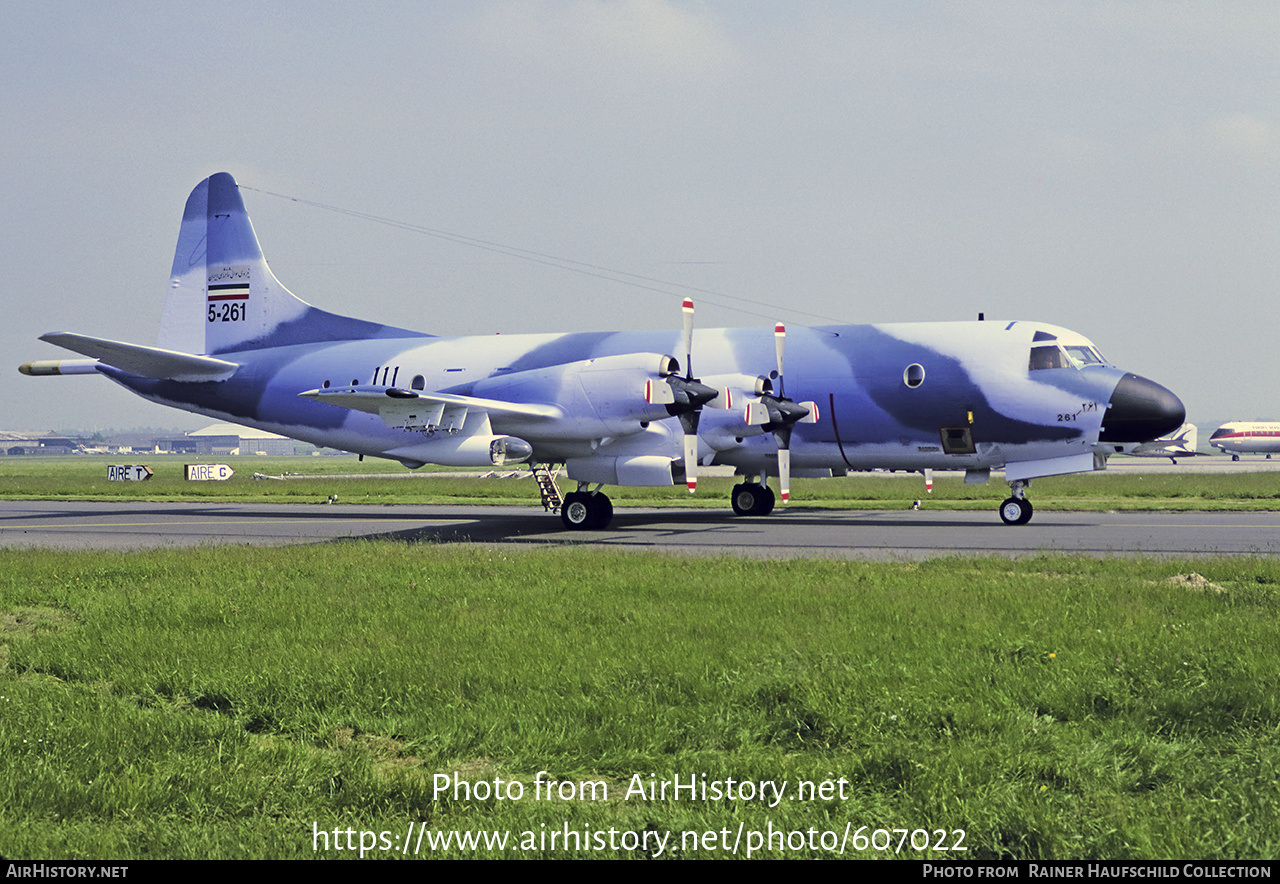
[903,363,925,388]
[411,375,425,391]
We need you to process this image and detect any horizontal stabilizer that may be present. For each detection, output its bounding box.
[38,333,239,382]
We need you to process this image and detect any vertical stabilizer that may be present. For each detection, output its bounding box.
[157,172,309,355]
[156,173,429,355]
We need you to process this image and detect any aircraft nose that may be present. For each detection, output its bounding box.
[1099,373,1185,442]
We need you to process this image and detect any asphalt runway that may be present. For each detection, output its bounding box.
[3,499,1279,559]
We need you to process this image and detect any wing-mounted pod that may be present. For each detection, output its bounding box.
[384,410,535,468]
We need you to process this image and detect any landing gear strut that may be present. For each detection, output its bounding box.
[999,480,1034,525]
[731,482,776,516]
[560,487,613,530]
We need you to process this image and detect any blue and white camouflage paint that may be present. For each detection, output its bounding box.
[21,173,1184,529]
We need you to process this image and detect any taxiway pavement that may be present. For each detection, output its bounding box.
[2,500,1278,559]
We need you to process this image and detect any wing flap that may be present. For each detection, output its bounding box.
[38,333,239,382]
[299,386,560,430]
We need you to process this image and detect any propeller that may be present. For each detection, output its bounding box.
[644,298,722,492]
[745,322,819,503]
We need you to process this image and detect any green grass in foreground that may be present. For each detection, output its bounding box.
[2,454,1280,510]
[2,544,1278,859]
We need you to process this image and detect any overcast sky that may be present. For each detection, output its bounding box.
[3,1,1277,432]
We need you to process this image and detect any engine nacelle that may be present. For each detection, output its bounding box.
[474,352,683,437]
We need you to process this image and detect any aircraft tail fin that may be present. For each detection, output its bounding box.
[158,173,429,357]
[1173,422,1197,451]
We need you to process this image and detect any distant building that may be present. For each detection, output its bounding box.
[187,423,297,456]
[103,432,193,454]
[0,431,84,456]
[2,425,301,456]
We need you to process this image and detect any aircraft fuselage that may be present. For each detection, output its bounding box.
[104,319,1146,481]
[1209,423,1280,456]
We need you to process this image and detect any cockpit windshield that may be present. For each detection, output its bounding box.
[1064,345,1106,367]
[1029,332,1108,371]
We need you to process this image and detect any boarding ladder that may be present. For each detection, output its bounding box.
[531,463,564,513]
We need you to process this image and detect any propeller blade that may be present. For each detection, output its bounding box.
[777,446,791,503]
[683,432,699,493]
[774,322,786,399]
[682,298,695,380]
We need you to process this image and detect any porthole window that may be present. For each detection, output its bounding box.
[903,363,925,388]
[411,375,425,391]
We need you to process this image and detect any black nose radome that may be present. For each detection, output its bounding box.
[1099,373,1185,443]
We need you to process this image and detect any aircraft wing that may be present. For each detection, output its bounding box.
[36,333,239,382]
[299,386,561,431]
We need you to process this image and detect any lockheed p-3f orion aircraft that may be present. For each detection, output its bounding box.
[20,173,1184,529]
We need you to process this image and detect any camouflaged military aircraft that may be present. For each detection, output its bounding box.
[20,172,1185,529]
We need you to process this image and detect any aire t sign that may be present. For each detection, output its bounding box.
[107,465,152,481]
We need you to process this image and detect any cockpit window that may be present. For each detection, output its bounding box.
[1031,343,1107,371]
[1029,345,1067,371]
[1064,345,1105,367]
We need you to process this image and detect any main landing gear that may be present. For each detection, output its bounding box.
[560,487,613,530]
[731,482,775,516]
[560,480,779,528]
[999,480,1034,525]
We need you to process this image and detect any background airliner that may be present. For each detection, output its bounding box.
[1208,423,1280,460]
[20,173,1185,529]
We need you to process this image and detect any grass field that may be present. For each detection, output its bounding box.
[2,456,1278,860]
[2,544,1278,860]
